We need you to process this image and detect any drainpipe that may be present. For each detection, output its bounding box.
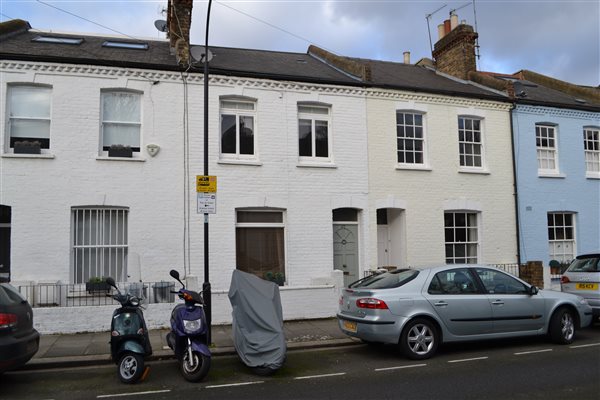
[509,104,522,265]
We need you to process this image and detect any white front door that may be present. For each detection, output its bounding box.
[333,224,359,287]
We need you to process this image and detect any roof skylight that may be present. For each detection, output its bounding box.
[32,35,83,45]
[102,41,149,50]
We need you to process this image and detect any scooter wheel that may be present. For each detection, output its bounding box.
[181,350,210,382]
[118,352,144,384]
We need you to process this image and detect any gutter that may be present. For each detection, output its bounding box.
[509,104,522,265]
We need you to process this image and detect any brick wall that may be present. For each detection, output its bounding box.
[518,261,544,288]
[432,24,478,81]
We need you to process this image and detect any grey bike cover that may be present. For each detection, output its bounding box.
[228,270,286,369]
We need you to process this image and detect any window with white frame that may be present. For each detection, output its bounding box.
[6,85,51,150]
[101,91,141,153]
[548,212,575,264]
[444,211,479,264]
[536,124,558,173]
[397,111,425,165]
[235,210,285,285]
[220,98,256,159]
[298,104,331,162]
[71,207,128,284]
[583,127,599,175]
[458,116,483,168]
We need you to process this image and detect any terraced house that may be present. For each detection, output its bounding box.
[2,6,594,333]
[470,71,600,268]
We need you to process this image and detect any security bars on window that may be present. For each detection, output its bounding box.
[72,207,128,284]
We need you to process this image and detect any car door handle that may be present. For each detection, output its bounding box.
[434,301,448,307]
[492,300,505,305]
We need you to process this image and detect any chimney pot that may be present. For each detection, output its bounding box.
[403,51,411,64]
[438,24,446,40]
[450,13,459,30]
[444,19,451,34]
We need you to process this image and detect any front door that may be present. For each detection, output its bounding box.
[333,224,359,287]
[0,206,11,282]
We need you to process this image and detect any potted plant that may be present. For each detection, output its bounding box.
[548,260,564,275]
[86,276,111,293]
[14,140,41,154]
[108,144,133,158]
[264,271,285,286]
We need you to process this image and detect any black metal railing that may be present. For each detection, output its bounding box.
[13,281,178,308]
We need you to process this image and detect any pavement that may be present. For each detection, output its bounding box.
[25,318,359,370]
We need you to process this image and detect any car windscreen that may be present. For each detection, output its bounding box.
[349,269,419,289]
[567,257,600,273]
[0,283,26,305]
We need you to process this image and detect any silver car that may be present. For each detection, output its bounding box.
[337,265,593,360]
[561,253,600,318]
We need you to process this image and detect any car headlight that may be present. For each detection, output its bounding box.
[183,318,202,334]
[579,298,589,306]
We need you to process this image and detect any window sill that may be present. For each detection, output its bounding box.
[585,173,600,180]
[538,172,566,179]
[458,168,490,175]
[96,156,146,162]
[297,162,337,169]
[396,164,432,171]
[2,153,55,159]
[218,159,262,166]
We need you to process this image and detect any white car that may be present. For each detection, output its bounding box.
[338,265,593,360]
[561,253,600,319]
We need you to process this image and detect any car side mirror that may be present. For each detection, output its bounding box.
[529,286,539,296]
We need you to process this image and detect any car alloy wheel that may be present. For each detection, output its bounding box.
[400,318,439,360]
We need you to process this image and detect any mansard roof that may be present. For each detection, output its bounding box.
[1,19,509,102]
[471,70,600,112]
[0,20,359,87]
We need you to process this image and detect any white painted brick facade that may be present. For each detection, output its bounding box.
[366,90,517,268]
[1,62,365,331]
[1,61,518,333]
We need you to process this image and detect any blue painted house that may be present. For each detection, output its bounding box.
[476,71,600,267]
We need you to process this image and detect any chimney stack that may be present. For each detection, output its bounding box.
[166,0,194,66]
[432,15,478,80]
[403,51,411,64]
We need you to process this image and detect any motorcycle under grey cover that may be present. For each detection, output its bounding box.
[228,270,286,369]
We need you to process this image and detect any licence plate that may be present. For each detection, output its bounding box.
[342,320,357,333]
[576,283,598,290]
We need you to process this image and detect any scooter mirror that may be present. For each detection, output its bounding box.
[170,270,180,280]
[106,277,116,287]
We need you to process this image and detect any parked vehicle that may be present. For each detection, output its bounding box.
[166,269,210,382]
[338,265,593,360]
[106,277,152,383]
[561,253,600,319]
[228,270,286,376]
[0,283,39,374]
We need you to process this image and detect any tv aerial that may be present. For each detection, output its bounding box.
[425,4,447,53]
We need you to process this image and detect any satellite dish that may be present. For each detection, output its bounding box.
[190,45,214,63]
[154,19,168,33]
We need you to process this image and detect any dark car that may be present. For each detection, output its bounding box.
[0,283,40,373]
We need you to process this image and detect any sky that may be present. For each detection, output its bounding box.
[1,0,598,86]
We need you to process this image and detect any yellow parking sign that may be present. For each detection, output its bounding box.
[196,175,217,193]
